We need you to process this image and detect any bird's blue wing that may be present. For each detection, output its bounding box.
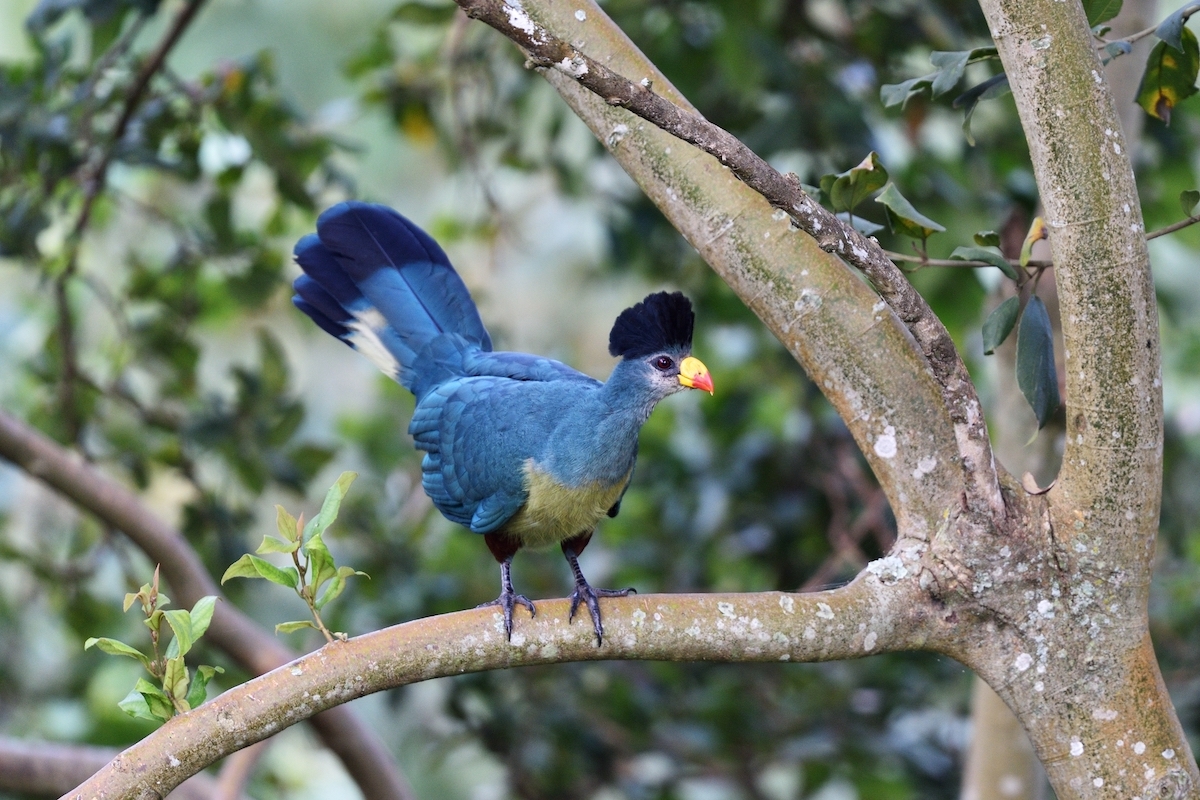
[463,350,601,386]
[409,376,531,531]
[471,491,526,535]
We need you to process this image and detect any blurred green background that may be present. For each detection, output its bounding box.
[1,0,1200,798]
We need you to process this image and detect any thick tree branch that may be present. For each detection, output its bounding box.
[453,0,1004,520]
[0,411,413,800]
[66,577,936,800]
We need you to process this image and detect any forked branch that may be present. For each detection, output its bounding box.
[453,0,1004,518]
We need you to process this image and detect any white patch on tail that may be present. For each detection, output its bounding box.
[346,307,399,379]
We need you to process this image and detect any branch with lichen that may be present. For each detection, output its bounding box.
[452,0,1004,520]
[65,576,931,800]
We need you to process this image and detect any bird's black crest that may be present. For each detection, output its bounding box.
[608,291,694,359]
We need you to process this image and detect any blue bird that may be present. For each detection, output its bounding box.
[292,202,714,643]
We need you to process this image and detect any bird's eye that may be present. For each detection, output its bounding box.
[654,356,674,371]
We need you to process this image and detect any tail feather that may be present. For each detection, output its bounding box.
[292,295,348,340]
[292,202,492,391]
[315,203,491,352]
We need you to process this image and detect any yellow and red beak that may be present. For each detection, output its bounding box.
[678,356,714,395]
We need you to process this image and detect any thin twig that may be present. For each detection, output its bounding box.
[214,741,269,800]
[882,249,1051,270]
[1111,3,1200,47]
[72,0,210,245]
[455,0,1005,518]
[1146,213,1200,240]
[55,0,211,450]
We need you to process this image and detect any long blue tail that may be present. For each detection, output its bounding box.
[292,202,492,394]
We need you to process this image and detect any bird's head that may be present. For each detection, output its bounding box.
[608,291,714,400]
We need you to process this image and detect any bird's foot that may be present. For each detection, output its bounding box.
[477,591,536,640]
[568,581,636,646]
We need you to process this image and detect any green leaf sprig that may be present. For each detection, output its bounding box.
[85,566,223,723]
[222,471,367,642]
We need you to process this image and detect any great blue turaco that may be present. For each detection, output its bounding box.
[292,202,714,643]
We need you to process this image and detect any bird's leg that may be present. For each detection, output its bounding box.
[476,553,536,640]
[561,533,635,646]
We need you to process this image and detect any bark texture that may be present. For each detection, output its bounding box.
[65,579,937,799]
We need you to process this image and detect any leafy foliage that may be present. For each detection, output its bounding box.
[223,472,367,641]
[84,568,222,723]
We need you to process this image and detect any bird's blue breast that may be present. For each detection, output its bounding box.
[409,374,640,542]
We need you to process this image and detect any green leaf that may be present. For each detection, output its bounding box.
[950,246,1019,280]
[121,678,175,722]
[258,534,299,554]
[221,554,300,590]
[84,637,152,669]
[1137,30,1200,124]
[876,183,945,240]
[117,688,155,722]
[954,74,1010,146]
[974,231,1001,247]
[1083,0,1122,26]
[303,530,338,591]
[316,566,368,610]
[1155,3,1200,52]
[828,152,889,214]
[189,596,218,642]
[1181,189,1200,216]
[276,620,318,634]
[929,51,972,97]
[276,504,300,543]
[186,665,224,710]
[1016,296,1061,429]
[835,212,886,236]
[164,656,189,710]
[818,173,837,206]
[880,75,933,109]
[302,472,358,541]
[982,296,1021,355]
[163,609,196,659]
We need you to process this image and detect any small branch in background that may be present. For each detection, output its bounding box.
[0,411,415,800]
[0,737,217,800]
[52,279,84,447]
[883,249,1052,271]
[54,0,210,451]
[802,440,894,592]
[72,0,211,241]
[1146,213,1200,240]
[214,740,270,800]
[1109,2,1200,46]
[454,0,1006,519]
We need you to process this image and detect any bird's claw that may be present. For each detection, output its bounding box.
[477,592,536,639]
[568,583,636,646]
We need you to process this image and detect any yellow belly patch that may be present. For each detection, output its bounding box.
[501,460,632,549]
